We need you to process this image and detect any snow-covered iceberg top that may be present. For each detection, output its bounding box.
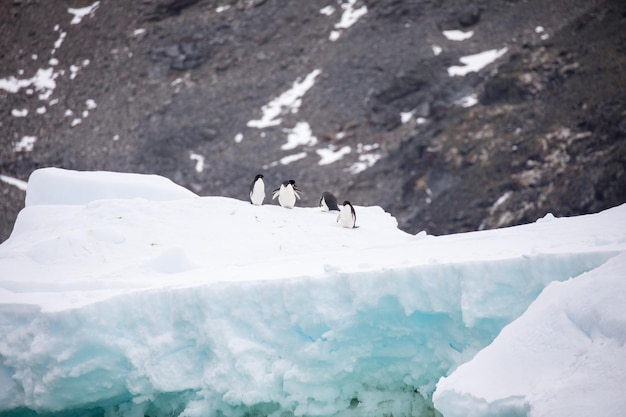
[1,168,625,417]
[25,167,197,207]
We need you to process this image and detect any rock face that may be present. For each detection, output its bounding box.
[1,0,625,240]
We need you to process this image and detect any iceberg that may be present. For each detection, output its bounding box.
[1,168,625,417]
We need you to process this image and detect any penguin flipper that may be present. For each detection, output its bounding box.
[272,188,280,199]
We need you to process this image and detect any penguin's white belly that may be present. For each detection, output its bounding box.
[279,188,297,208]
[338,206,355,228]
[250,181,265,205]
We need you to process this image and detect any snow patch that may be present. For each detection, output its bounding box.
[247,69,321,128]
[442,30,474,41]
[345,143,381,174]
[0,175,28,191]
[455,94,478,108]
[326,0,368,41]
[335,0,367,29]
[447,48,508,77]
[280,152,308,165]
[282,121,318,150]
[0,68,57,99]
[68,1,100,25]
[316,145,351,165]
[190,153,205,173]
[346,153,381,174]
[320,5,335,16]
[53,30,67,51]
[400,111,414,124]
[13,136,38,152]
[11,109,28,117]
[534,25,548,39]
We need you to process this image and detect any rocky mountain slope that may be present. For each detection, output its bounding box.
[2,0,625,241]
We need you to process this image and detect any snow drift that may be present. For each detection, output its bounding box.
[1,168,625,417]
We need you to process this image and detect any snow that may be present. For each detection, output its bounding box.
[53,30,66,51]
[534,25,549,40]
[1,13,95,148]
[11,109,28,117]
[442,30,474,41]
[282,122,318,150]
[68,1,100,25]
[0,68,57,98]
[0,175,28,191]
[86,99,97,109]
[346,144,381,174]
[454,94,478,108]
[280,152,308,165]
[325,0,368,42]
[1,168,626,417]
[13,136,38,152]
[23,168,196,207]
[400,111,414,123]
[448,48,509,77]
[434,252,626,417]
[189,153,205,173]
[334,0,368,30]
[320,6,335,16]
[247,69,321,129]
[316,145,351,165]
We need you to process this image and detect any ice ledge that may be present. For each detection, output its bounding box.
[25,167,197,207]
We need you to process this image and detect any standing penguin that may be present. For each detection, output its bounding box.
[337,201,357,228]
[319,191,340,212]
[249,174,265,205]
[272,179,302,208]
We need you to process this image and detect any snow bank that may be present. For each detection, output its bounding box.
[1,168,626,417]
[25,167,197,206]
[433,251,626,417]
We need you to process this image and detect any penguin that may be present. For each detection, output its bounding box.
[337,200,357,228]
[272,179,302,209]
[249,174,265,205]
[319,191,340,212]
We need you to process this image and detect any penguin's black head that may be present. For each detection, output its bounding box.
[255,174,264,180]
[288,179,296,185]
[343,201,352,206]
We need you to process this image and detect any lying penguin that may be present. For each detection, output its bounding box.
[319,191,340,212]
